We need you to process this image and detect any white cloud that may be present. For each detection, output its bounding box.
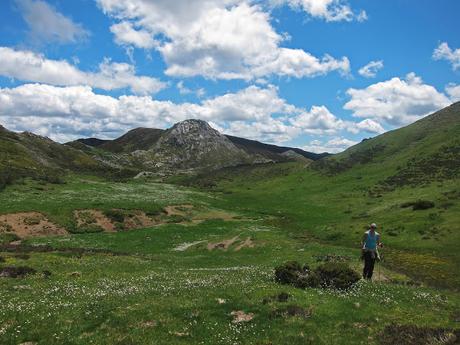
[97,0,350,80]
[445,83,460,102]
[358,60,383,78]
[16,0,89,44]
[433,42,460,71]
[110,21,157,49]
[354,119,385,134]
[224,119,302,143]
[344,73,451,126]
[303,137,357,154]
[0,83,380,144]
[271,0,367,22]
[0,47,166,95]
[290,105,345,134]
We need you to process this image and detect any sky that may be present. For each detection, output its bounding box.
[0,0,459,153]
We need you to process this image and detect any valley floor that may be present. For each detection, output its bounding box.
[0,168,459,345]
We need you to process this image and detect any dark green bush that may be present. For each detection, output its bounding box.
[0,233,20,245]
[412,200,435,210]
[103,209,125,223]
[401,200,435,210]
[0,266,37,278]
[274,261,304,285]
[314,262,360,290]
[274,261,359,290]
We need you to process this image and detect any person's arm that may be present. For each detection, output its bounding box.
[361,233,367,249]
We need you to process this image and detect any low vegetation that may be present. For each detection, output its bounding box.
[275,261,360,290]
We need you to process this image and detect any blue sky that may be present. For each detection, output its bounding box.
[0,0,459,152]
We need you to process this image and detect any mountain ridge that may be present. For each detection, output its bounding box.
[73,121,324,161]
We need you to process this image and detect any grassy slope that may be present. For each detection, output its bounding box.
[0,177,459,345]
[0,104,459,344]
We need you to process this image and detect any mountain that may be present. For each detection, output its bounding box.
[72,120,322,172]
[96,128,164,153]
[314,101,460,189]
[132,119,255,173]
[0,125,117,188]
[225,135,328,161]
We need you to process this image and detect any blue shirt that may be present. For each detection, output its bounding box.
[363,230,380,250]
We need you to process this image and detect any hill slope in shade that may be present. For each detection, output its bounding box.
[226,135,327,161]
[0,126,113,186]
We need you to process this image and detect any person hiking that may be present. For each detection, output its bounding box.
[361,223,383,280]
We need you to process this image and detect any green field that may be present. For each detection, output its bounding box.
[0,163,459,344]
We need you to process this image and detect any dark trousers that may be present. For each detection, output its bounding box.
[363,251,376,279]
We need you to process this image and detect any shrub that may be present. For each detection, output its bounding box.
[166,215,189,223]
[0,266,37,278]
[103,209,125,223]
[314,262,360,290]
[401,200,435,210]
[412,200,435,210]
[0,233,20,245]
[74,224,103,234]
[23,216,41,226]
[274,261,359,290]
[274,261,304,285]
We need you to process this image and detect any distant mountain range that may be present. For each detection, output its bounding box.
[0,119,325,184]
[75,122,327,161]
[69,119,324,175]
[1,102,458,185]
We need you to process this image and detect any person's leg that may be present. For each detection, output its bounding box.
[367,255,376,279]
[363,252,371,279]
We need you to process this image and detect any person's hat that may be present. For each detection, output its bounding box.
[370,223,377,228]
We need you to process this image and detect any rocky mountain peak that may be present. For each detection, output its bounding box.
[136,119,252,173]
[171,119,214,132]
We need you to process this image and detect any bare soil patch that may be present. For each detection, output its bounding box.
[164,204,194,217]
[207,236,240,251]
[230,310,254,323]
[234,237,255,251]
[163,204,243,225]
[74,209,157,232]
[74,210,115,232]
[0,212,67,238]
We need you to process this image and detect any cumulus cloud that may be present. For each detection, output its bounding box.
[353,119,385,134]
[0,83,379,144]
[96,0,350,80]
[344,73,451,126]
[0,47,166,94]
[290,105,345,134]
[433,42,460,71]
[271,0,367,22]
[445,83,460,102]
[303,137,357,154]
[110,21,157,49]
[16,0,89,44]
[358,60,383,78]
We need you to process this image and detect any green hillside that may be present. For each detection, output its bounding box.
[0,104,459,344]
[180,103,460,288]
[0,125,132,190]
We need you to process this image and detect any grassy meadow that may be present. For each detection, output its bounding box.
[0,163,459,344]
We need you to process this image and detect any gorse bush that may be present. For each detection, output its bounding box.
[274,261,360,290]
